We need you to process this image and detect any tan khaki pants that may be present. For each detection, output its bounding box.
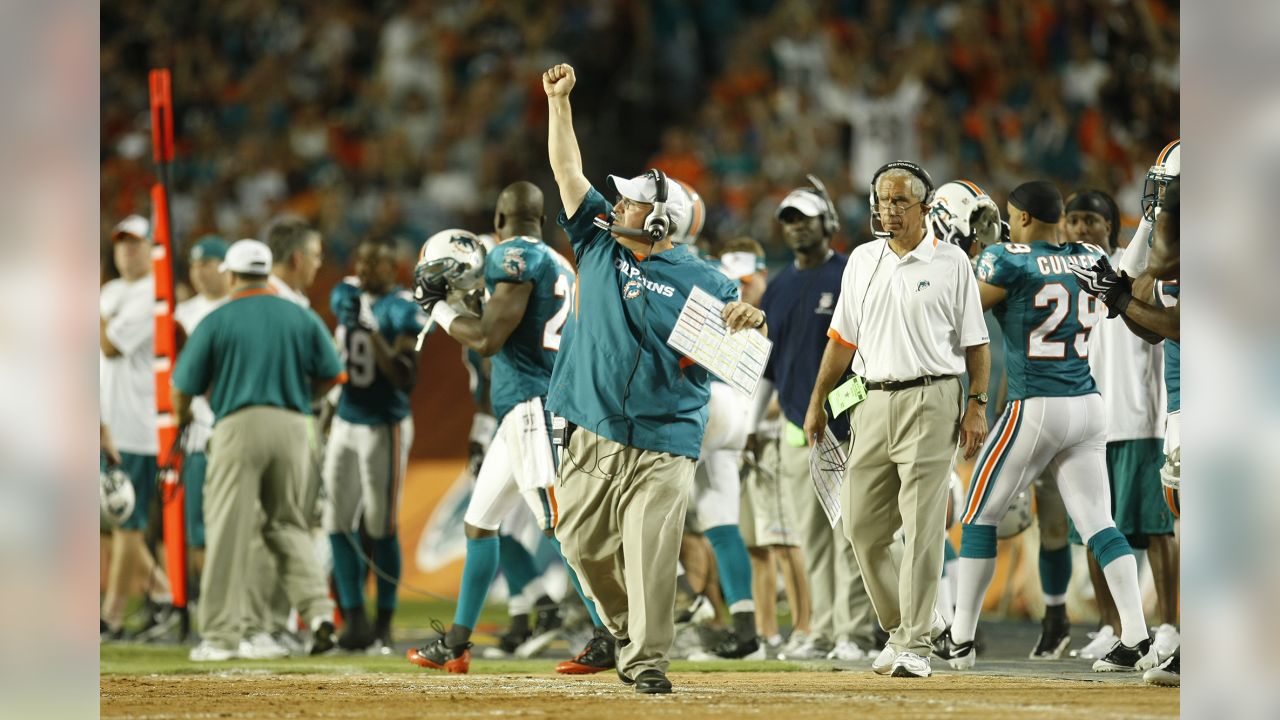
[554,428,695,677]
[842,378,961,655]
[200,407,334,650]
[781,439,876,648]
[243,416,325,636]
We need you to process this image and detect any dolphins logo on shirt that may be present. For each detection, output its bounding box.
[623,279,643,300]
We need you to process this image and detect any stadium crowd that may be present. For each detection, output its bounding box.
[102,0,1178,272]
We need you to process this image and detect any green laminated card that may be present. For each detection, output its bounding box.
[827,375,867,418]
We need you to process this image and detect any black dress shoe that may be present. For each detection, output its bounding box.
[634,669,672,694]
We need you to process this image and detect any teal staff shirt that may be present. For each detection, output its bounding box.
[173,286,344,421]
[548,187,739,459]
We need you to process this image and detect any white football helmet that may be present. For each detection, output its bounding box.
[928,180,1003,255]
[996,487,1034,539]
[415,229,486,292]
[1142,139,1180,221]
[100,466,135,528]
[668,178,706,245]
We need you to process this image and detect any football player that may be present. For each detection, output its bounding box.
[937,180,1158,673]
[406,182,613,675]
[323,236,425,652]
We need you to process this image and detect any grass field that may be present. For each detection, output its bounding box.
[101,599,1178,719]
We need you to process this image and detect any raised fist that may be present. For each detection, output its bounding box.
[542,64,576,98]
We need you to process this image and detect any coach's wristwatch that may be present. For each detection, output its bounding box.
[968,392,989,405]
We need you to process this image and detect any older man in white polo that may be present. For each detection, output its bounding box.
[804,161,990,678]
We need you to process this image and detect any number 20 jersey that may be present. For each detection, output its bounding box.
[976,240,1107,401]
[484,237,575,422]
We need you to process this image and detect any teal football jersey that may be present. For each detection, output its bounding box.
[484,237,575,422]
[1155,280,1180,413]
[331,280,428,425]
[976,240,1107,400]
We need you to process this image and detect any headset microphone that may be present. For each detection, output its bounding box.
[592,214,664,240]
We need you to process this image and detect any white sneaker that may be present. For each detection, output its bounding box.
[890,651,932,678]
[872,645,899,675]
[189,641,236,662]
[1073,625,1116,660]
[238,632,290,660]
[930,611,947,641]
[764,634,783,649]
[826,640,867,661]
[778,634,831,661]
[1152,624,1180,659]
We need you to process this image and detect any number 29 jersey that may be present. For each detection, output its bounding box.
[976,240,1107,401]
[331,281,427,425]
[484,237,575,422]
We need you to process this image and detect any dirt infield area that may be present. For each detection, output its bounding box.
[102,670,1178,720]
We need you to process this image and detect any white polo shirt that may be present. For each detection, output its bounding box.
[269,273,310,308]
[828,236,988,382]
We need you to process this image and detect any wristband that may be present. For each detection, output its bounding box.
[431,302,460,333]
[753,309,767,329]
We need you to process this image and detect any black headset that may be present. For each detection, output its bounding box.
[804,173,840,236]
[868,160,935,238]
[642,168,670,242]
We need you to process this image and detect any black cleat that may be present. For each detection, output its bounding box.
[337,609,376,652]
[1093,637,1158,672]
[933,629,976,670]
[310,620,337,656]
[691,633,765,660]
[1030,614,1071,660]
[557,627,616,674]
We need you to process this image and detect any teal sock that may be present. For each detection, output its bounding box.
[329,532,366,610]
[944,536,958,562]
[705,524,754,607]
[959,523,998,559]
[453,536,500,630]
[549,536,604,628]
[1038,545,1072,598]
[499,534,539,598]
[372,535,401,611]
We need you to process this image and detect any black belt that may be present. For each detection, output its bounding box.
[865,375,955,392]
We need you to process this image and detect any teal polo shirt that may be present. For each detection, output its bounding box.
[173,286,344,422]
[548,187,739,459]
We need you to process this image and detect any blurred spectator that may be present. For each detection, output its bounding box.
[102,1,1179,270]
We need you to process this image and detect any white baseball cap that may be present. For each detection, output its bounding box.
[607,173,691,239]
[220,239,273,274]
[111,214,150,241]
[776,189,827,219]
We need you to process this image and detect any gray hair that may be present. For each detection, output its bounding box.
[876,169,927,203]
[262,214,315,266]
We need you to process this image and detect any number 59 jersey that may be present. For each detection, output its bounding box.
[484,237,575,422]
[331,281,428,426]
[976,240,1107,401]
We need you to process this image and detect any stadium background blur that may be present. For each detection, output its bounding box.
[100,0,1179,460]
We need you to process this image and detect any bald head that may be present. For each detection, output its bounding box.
[494,181,545,239]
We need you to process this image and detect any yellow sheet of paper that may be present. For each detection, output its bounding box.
[827,375,867,418]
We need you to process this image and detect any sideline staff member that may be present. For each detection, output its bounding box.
[173,239,345,661]
[804,162,990,679]
[542,62,765,695]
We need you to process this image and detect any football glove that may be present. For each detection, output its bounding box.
[413,270,449,314]
[1072,255,1132,318]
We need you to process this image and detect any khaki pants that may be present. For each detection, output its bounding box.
[200,407,334,650]
[244,417,325,636]
[554,428,695,677]
[780,439,876,648]
[842,378,961,655]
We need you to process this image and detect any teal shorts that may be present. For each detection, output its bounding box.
[1069,438,1174,544]
[183,451,208,548]
[117,452,158,531]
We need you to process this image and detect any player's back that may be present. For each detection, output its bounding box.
[331,280,426,425]
[484,237,574,421]
[976,240,1106,401]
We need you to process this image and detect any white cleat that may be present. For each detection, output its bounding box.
[1152,624,1180,659]
[238,632,290,660]
[1072,625,1116,660]
[826,640,867,661]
